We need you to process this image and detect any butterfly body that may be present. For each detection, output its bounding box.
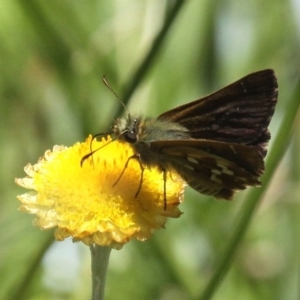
[114,114,265,199]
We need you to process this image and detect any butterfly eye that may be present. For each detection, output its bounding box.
[123,131,137,143]
[122,118,138,143]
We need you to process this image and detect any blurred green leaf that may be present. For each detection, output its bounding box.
[1,1,300,299]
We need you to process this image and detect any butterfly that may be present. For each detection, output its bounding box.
[83,69,278,207]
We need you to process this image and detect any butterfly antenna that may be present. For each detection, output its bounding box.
[102,76,131,116]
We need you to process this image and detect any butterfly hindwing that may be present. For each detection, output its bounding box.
[151,139,265,199]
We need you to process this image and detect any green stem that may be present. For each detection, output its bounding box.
[90,245,112,300]
[199,76,300,300]
[116,0,186,116]
[10,234,54,300]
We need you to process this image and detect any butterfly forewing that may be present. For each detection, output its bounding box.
[158,69,278,156]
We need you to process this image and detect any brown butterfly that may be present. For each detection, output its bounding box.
[83,69,278,207]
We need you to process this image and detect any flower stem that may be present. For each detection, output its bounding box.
[116,0,186,116]
[90,245,112,300]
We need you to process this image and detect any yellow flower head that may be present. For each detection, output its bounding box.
[15,136,185,249]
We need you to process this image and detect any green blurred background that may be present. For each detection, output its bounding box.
[1,0,300,299]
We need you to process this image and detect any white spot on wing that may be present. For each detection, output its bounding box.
[230,145,237,154]
[187,156,198,164]
[212,169,222,175]
[217,163,234,176]
[241,81,247,93]
[183,163,195,171]
[211,174,222,184]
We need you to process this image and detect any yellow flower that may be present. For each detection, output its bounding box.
[15,136,185,249]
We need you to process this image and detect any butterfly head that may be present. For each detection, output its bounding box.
[113,114,142,144]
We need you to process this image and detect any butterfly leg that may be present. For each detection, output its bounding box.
[113,154,137,187]
[113,154,145,199]
[163,168,167,210]
[134,154,145,198]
